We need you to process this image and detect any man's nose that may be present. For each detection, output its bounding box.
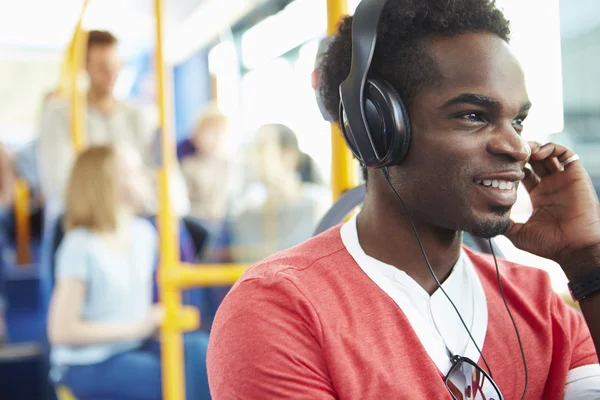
[486,123,531,163]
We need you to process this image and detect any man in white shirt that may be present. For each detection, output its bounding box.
[38,30,189,216]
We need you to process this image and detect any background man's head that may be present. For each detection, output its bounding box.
[319,0,531,238]
[86,30,120,96]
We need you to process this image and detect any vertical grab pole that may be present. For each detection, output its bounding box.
[70,0,90,153]
[14,179,31,265]
[154,0,185,399]
[326,0,357,201]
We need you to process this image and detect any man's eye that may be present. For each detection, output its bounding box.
[459,112,485,123]
[513,117,526,127]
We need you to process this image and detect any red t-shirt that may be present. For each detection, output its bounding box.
[207,227,597,399]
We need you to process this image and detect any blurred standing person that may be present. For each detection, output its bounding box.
[38,30,189,217]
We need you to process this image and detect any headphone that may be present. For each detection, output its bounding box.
[339,0,411,169]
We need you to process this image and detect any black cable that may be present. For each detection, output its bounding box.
[489,239,528,400]
[381,167,494,377]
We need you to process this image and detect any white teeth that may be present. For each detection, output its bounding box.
[476,179,516,191]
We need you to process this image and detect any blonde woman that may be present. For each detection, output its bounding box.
[47,145,209,399]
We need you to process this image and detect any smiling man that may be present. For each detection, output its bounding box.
[207,1,600,399]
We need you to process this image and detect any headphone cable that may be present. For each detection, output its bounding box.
[381,167,494,377]
[489,239,528,400]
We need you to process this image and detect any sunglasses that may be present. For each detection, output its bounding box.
[445,354,504,400]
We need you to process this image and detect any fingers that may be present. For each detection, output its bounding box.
[521,166,541,193]
[527,142,549,177]
[527,141,578,176]
[529,142,574,162]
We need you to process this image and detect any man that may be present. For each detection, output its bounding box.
[207,0,600,398]
[39,30,189,216]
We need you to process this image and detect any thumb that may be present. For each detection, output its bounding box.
[504,220,525,249]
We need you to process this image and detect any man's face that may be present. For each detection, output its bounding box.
[86,44,121,95]
[389,32,531,238]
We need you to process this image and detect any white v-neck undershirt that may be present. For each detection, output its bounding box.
[340,215,488,375]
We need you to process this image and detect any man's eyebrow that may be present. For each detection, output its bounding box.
[441,93,533,113]
[520,102,532,112]
[441,93,500,108]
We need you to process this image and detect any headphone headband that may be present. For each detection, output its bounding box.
[339,0,389,161]
[338,0,411,169]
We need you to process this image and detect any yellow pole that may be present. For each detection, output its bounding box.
[69,0,90,153]
[71,31,88,153]
[154,0,185,398]
[58,47,72,98]
[14,179,31,265]
[327,0,357,200]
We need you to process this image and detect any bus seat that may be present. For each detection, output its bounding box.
[313,184,504,257]
[314,185,366,236]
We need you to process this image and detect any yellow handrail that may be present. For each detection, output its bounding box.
[14,179,31,265]
[69,0,90,153]
[153,0,188,398]
[163,264,250,289]
[327,0,357,201]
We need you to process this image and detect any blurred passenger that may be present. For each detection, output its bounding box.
[230,124,330,262]
[11,90,61,238]
[16,90,60,206]
[38,30,189,217]
[47,145,209,400]
[180,105,232,223]
[0,146,15,224]
[0,147,10,343]
[0,146,16,343]
[297,151,326,185]
[0,306,5,344]
[177,104,228,162]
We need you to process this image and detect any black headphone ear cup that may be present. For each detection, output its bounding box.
[363,78,411,167]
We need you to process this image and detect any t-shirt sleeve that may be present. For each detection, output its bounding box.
[552,293,599,370]
[207,275,337,399]
[55,230,91,283]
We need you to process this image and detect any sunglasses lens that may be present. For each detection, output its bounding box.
[445,359,502,400]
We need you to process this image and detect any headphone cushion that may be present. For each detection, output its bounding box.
[363,77,411,166]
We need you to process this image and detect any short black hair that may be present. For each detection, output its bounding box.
[319,0,511,181]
